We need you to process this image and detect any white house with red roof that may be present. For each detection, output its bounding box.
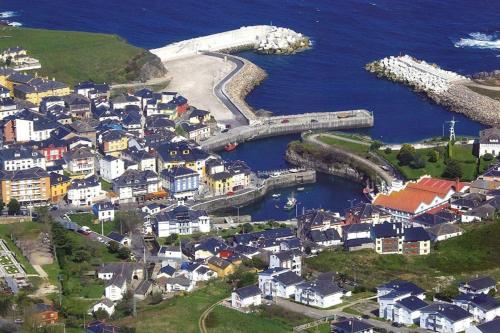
[373,176,469,221]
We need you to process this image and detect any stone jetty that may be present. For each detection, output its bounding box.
[366,55,500,126]
[151,25,310,62]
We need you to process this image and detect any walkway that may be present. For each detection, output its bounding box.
[199,299,226,333]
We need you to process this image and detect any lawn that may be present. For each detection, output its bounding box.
[42,262,60,285]
[305,322,331,333]
[100,179,113,192]
[0,26,160,85]
[317,135,370,155]
[306,222,500,291]
[379,144,477,181]
[117,281,231,333]
[68,213,118,235]
[206,304,310,333]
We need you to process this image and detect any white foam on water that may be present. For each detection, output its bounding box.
[0,11,16,18]
[454,32,500,50]
[8,22,22,27]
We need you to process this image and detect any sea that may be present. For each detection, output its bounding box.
[3,0,499,220]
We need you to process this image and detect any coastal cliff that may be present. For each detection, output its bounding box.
[366,55,500,126]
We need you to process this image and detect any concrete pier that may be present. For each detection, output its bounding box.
[200,110,374,151]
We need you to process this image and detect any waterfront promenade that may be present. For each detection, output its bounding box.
[201,110,374,151]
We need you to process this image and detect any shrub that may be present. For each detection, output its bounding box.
[428,150,439,163]
[397,144,416,166]
[442,159,462,179]
[369,141,382,151]
[410,153,426,169]
[483,153,494,161]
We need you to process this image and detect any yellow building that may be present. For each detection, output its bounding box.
[0,167,51,204]
[0,68,15,92]
[206,256,235,278]
[13,78,70,105]
[50,173,71,203]
[206,171,234,196]
[100,130,129,157]
[156,142,209,177]
[205,160,251,196]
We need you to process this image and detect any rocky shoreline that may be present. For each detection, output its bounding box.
[225,57,268,121]
[366,55,500,126]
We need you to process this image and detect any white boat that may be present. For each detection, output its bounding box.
[297,187,305,191]
[272,193,281,199]
[283,197,297,210]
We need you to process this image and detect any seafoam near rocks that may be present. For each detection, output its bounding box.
[366,55,500,126]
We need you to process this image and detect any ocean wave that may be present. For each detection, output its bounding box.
[0,11,16,18]
[8,22,22,27]
[455,32,500,50]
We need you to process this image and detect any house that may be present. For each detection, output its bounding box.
[184,263,217,282]
[74,81,110,102]
[479,128,500,157]
[205,160,252,195]
[86,320,119,333]
[63,147,95,176]
[179,122,210,142]
[0,167,51,205]
[29,137,68,165]
[161,276,195,292]
[465,317,500,333]
[160,167,200,200]
[3,109,60,143]
[67,176,103,206]
[99,129,129,157]
[121,147,156,172]
[112,169,160,202]
[185,237,228,260]
[50,172,71,202]
[372,222,431,255]
[420,303,473,333]
[428,223,463,242]
[90,298,115,317]
[111,93,141,109]
[231,285,262,309]
[92,201,115,222]
[0,147,46,171]
[377,280,425,299]
[332,318,374,333]
[345,203,391,224]
[232,228,295,248]
[206,256,235,278]
[373,176,469,220]
[258,268,303,299]
[295,278,347,308]
[378,280,427,324]
[145,115,175,134]
[459,277,497,295]
[157,265,176,278]
[390,295,429,325]
[32,303,58,326]
[98,262,143,301]
[142,203,162,215]
[480,163,500,182]
[154,205,210,237]
[187,108,211,124]
[13,78,70,105]
[453,293,500,323]
[99,155,125,182]
[107,231,130,246]
[412,210,458,228]
[297,209,344,245]
[451,193,487,213]
[269,250,302,276]
[63,93,91,119]
[156,141,210,176]
[343,223,372,242]
[134,280,153,300]
[157,245,183,267]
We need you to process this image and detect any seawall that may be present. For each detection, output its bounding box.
[151,25,310,62]
[366,55,500,126]
[191,169,316,212]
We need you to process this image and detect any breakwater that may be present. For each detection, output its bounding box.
[366,55,500,126]
[150,25,310,62]
[190,169,316,212]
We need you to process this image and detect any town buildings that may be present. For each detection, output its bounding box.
[154,205,210,237]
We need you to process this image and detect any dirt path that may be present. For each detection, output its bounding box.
[199,299,225,333]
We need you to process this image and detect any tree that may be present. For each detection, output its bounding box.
[410,153,426,169]
[117,246,131,260]
[442,160,462,180]
[94,308,109,321]
[428,150,439,163]
[108,241,120,253]
[114,211,142,234]
[0,200,4,212]
[0,295,13,315]
[369,140,382,151]
[384,147,392,155]
[397,144,416,166]
[164,233,178,245]
[7,199,20,215]
[241,223,253,233]
[483,153,494,161]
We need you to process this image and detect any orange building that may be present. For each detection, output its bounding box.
[33,303,58,326]
[0,167,51,205]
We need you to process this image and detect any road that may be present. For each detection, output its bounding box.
[203,51,249,126]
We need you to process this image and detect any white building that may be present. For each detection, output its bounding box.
[269,250,302,276]
[380,293,428,325]
[420,304,473,333]
[63,148,95,176]
[112,169,160,202]
[294,279,348,308]
[99,155,125,182]
[231,285,262,309]
[459,277,497,295]
[90,299,115,317]
[104,276,127,302]
[92,202,115,222]
[0,148,46,171]
[258,268,303,299]
[465,317,500,333]
[67,176,104,206]
[453,293,500,323]
[479,128,500,157]
[154,205,210,237]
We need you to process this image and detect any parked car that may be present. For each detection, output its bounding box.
[391,322,402,328]
[281,119,289,123]
[310,119,318,123]
[226,191,235,196]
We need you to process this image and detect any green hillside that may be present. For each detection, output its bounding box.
[0,26,161,85]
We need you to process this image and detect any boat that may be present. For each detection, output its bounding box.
[224,142,238,152]
[272,193,281,199]
[283,196,297,210]
[297,187,305,191]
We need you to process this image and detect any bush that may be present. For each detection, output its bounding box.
[483,153,494,161]
[442,159,462,179]
[370,141,382,151]
[428,150,439,163]
[384,147,392,154]
[410,153,426,169]
[397,144,416,166]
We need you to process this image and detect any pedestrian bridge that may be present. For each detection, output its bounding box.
[200,109,374,151]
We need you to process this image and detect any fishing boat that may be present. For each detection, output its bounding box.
[224,142,238,152]
[297,187,305,191]
[272,193,281,199]
[283,196,297,210]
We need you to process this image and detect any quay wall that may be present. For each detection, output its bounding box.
[366,54,500,126]
[201,110,374,151]
[191,170,316,212]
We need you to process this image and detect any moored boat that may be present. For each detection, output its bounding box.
[272,193,281,199]
[224,142,238,152]
[283,196,297,210]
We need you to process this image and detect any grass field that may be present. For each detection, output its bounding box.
[0,26,159,85]
[306,222,500,291]
[206,305,310,333]
[317,135,370,155]
[305,323,331,333]
[380,144,477,181]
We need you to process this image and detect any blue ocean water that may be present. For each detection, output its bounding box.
[3,1,499,219]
